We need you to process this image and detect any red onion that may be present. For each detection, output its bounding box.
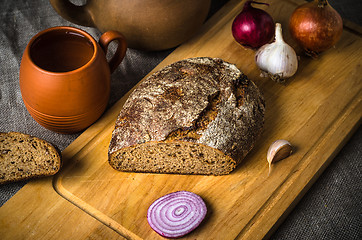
[147,191,207,238]
[232,1,275,49]
[289,0,343,56]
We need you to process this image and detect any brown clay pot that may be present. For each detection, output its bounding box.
[49,0,211,51]
[20,26,127,134]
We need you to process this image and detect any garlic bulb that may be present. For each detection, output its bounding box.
[255,23,298,84]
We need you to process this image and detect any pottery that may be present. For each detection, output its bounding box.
[20,26,127,134]
[49,0,211,51]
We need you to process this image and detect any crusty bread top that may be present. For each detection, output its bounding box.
[109,57,265,163]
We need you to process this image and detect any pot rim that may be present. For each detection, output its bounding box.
[25,26,99,75]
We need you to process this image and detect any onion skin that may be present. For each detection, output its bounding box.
[289,0,343,56]
[232,1,275,49]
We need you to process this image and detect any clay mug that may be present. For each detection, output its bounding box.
[49,0,211,51]
[20,26,127,134]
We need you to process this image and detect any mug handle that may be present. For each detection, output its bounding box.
[99,31,128,73]
[49,0,94,27]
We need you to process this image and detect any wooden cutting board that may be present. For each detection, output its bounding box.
[1,0,361,239]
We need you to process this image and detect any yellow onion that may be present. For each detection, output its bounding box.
[289,0,343,56]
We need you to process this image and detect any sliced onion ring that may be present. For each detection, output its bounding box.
[147,191,207,238]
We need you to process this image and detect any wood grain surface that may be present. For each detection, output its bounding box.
[1,0,361,239]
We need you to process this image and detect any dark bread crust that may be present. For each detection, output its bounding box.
[109,57,265,175]
[0,132,62,184]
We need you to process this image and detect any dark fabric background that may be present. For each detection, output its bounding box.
[0,0,361,239]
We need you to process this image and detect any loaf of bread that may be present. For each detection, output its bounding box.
[0,132,61,184]
[108,57,265,175]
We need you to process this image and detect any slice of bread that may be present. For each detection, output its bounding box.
[0,132,62,184]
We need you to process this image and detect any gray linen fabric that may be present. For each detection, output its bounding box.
[0,0,361,239]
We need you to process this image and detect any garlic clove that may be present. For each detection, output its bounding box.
[267,139,293,175]
[255,23,298,84]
